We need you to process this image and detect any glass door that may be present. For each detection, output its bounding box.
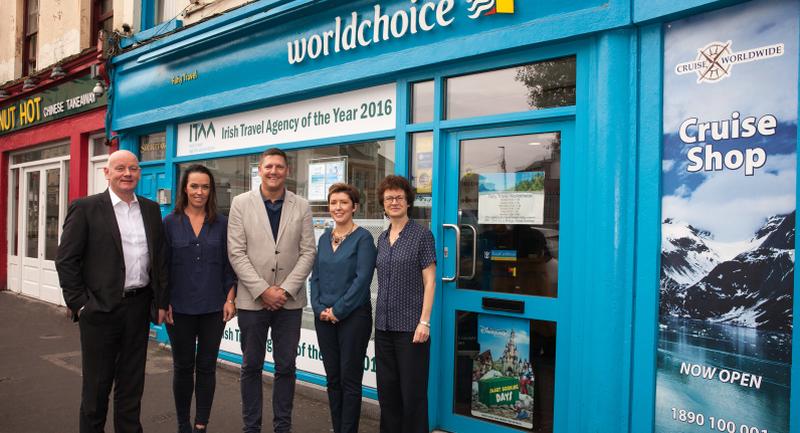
[438,121,573,433]
[20,163,67,304]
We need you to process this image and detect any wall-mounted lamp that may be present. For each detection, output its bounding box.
[0,89,9,98]
[22,77,38,90]
[50,65,66,79]
[92,81,106,97]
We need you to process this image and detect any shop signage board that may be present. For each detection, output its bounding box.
[656,1,797,433]
[0,75,107,136]
[177,84,396,157]
[219,317,378,388]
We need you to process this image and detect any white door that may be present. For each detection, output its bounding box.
[19,163,67,305]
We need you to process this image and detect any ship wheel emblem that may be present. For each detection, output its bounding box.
[695,41,732,83]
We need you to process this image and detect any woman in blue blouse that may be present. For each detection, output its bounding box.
[163,164,236,433]
[374,175,437,433]
[310,183,377,433]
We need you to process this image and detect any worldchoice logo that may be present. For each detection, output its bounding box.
[466,0,514,19]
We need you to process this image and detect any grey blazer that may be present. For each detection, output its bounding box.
[227,189,316,311]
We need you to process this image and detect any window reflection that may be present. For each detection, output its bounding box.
[446,56,576,120]
[458,133,560,297]
[411,80,435,123]
[178,139,395,336]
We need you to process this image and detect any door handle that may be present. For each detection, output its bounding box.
[460,224,477,280]
[442,224,461,282]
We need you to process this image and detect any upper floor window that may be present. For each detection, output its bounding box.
[156,0,188,24]
[23,0,39,75]
[93,0,114,38]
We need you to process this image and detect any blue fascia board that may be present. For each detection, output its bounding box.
[121,19,184,49]
[117,0,319,65]
[111,8,626,131]
[633,0,750,23]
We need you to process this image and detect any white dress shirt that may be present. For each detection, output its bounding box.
[108,189,150,290]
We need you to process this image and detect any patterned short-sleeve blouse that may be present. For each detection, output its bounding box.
[375,219,437,332]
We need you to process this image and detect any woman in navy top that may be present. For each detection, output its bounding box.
[310,183,377,433]
[163,164,236,433]
[374,175,437,433]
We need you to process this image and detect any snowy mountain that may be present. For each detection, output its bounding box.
[660,212,795,332]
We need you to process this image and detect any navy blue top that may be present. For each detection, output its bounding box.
[163,213,237,315]
[262,191,285,241]
[375,220,437,332]
[310,226,377,321]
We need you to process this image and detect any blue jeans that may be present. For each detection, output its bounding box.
[238,308,302,433]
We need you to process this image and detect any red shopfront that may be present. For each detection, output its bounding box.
[0,50,112,303]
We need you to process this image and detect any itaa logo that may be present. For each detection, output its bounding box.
[466,0,514,19]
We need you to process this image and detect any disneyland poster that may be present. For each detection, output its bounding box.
[656,1,797,432]
[471,314,534,428]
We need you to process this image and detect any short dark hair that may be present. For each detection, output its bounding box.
[260,147,288,165]
[377,175,414,211]
[328,182,360,205]
[174,164,218,223]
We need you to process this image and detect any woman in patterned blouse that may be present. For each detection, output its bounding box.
[374,175,437,433]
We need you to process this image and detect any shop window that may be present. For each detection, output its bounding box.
[23,0,39,75]
[410,80,435,123]
[139,132,167,161]
[26,171,40,259]
[92,0,113,38]
[178,139,395,333]
[454,312,556,432]
[445,56,576,120]
[91,136,110,157]
[410,132,433,225]
[11,143,70,165]
[177,139,396,219]
[44,168,60,260]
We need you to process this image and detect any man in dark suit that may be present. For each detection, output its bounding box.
[56,149,169,433]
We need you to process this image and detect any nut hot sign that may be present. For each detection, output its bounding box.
[0,75,107,136]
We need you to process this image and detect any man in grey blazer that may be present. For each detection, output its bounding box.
[227,147,316,433]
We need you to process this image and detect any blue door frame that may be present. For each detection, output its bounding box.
[435,120,575,433]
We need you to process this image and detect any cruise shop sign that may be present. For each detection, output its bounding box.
[0,75,107,136]
[656,1,796,433]
[177,84,395,156]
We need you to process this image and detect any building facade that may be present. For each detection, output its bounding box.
[86,0,800,431]
[0,0,141,301]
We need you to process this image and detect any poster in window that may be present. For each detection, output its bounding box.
[471,314,533,429]
[308,158,347,201]
[656,1,796,433]
[477,172,545,225]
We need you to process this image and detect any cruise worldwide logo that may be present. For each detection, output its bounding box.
[466,0,514,19]
[674,40,785,83]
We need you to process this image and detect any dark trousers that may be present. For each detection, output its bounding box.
[238,308,302,433]
[315,304,372,433]
[375,330,430,433]
[78,291,151,433]
[166,311,226,433]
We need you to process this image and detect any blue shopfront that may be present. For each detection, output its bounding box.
[110,0,799,431]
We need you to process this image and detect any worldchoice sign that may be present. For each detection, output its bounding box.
[0,75,107,136]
